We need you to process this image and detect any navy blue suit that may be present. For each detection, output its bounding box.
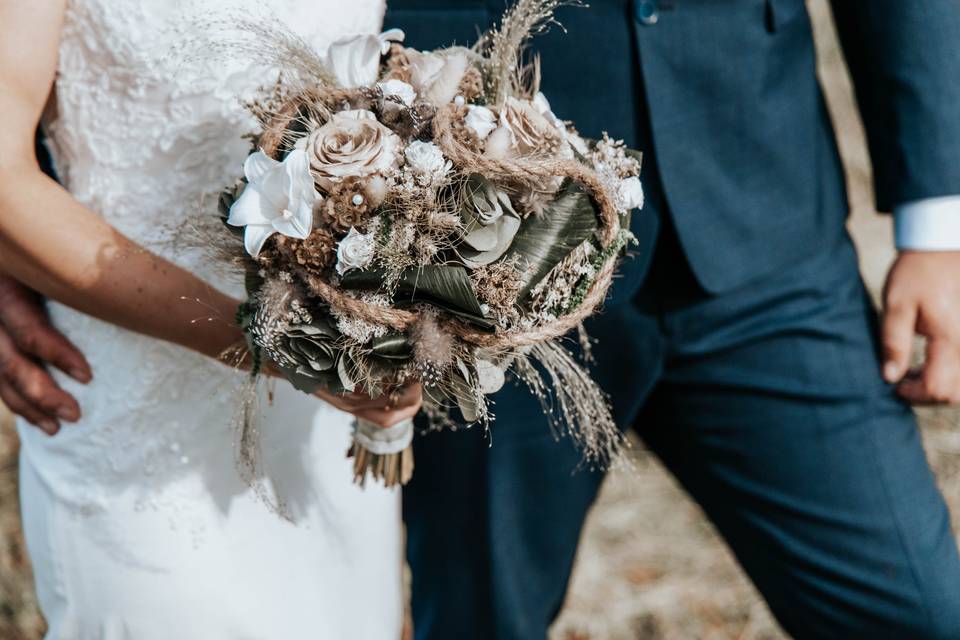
[393,1,960,638]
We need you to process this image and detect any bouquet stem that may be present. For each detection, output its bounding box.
[348,418,415,487]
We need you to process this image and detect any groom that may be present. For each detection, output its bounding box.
[387,1,960,638]
[6,0,960,637]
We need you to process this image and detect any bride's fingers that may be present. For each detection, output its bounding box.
[390,383,423,409]
[356,402,422,429]
[333,384,424,411]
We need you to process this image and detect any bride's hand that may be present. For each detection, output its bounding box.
[315,384,423,429]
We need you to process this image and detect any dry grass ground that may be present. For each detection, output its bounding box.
[0,2,957,638]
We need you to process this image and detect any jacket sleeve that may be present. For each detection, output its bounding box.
[830,0,960,212]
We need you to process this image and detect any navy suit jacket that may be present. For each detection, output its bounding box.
[386,0,960,293]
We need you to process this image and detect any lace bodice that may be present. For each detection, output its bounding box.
[49,0,384,258]
[21,0,386,510]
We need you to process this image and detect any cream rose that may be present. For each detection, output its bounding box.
[485,97,568,159]
[303,109,402,191]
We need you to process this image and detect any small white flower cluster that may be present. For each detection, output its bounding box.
[286,299,314,326]
[332,293,391,343]
[403,141,452,186]
[526,242,598,325]
[590,135,644,213]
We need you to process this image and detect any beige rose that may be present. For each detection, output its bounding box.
[485,97,570,159]
[302,109,402,191]
[407,48,471,105]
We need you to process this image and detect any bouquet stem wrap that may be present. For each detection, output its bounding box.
[348,418,415,487]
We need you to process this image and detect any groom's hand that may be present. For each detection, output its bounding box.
[0,274,91,434]
[882,251,960,404]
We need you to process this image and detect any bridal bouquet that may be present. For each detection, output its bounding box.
[212,0,642,487]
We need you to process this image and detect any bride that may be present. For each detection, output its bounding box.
[0,0,417,637]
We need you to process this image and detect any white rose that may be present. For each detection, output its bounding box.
[336,227,376,275]
[326,30,406,88]
[407,48,471,105]
[404,141,451,178]
[465,105,497,141]
[304,109,402,191]
[377,79,417,106]
[617,176,645,211]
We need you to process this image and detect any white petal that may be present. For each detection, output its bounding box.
[257,162,291,214]
[284,149,312,184]
[463,225,499,251]
[244,224,276,258]
[244,151,279,183]
[327,34,381,87]
[226,187,269,227]
[272,202,313,240]
[379,29,405,54]
[377,79,417,106]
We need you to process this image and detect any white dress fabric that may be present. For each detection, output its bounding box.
[16,1,403,638]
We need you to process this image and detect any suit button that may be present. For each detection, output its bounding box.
[635,0,659,25]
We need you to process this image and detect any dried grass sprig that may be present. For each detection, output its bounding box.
[513,339,627,469]
[478,0,585,105]
[177,14,337,90]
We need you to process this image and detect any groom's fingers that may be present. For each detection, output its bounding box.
[0,328,81,425]
[0,381,58,435]
[0,278,92,383]
[898,338,960,405]
[6,316,92,384]
[881,298,917,383]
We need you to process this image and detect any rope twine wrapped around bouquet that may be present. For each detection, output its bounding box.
[258,101,624,350]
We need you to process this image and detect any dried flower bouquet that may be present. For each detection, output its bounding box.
[214,0,644,486]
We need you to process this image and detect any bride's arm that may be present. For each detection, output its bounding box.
[0,0,243,360]
[0,1,421,427]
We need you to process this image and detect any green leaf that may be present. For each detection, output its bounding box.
[502,180,599,302]
[341,266,495,331]
[371,333,413,361]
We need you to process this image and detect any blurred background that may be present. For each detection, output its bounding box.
[1,2,957,638]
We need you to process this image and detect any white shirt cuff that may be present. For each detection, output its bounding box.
[894,195,960,251]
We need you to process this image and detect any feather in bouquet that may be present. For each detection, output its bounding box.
[212,0,644,487]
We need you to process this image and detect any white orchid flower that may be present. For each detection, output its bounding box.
[326,29,406,88]
[227,149,316,258]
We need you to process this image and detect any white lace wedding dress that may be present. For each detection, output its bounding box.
[16,1,403,638]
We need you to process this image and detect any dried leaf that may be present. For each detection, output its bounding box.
[502,180,598,302]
